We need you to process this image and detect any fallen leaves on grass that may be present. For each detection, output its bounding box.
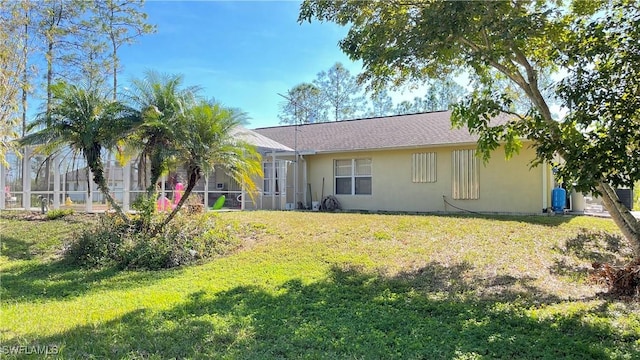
[591,259,640,300]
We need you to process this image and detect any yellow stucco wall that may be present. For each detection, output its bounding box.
[304,145,552,214]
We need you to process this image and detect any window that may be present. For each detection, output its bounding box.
[452,149,479,200]
[335,158,372,195]
[263,161,287,195]
[412,152,437,183]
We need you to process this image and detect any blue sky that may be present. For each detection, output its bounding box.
[118,0,365,128]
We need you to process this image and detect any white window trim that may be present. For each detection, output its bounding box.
[335,158,372,195]
[263,160,287,195]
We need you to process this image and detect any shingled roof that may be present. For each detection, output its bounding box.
[231,126,293,152]
[253,110,511,153]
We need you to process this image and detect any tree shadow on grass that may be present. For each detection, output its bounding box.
[0,260,179,303]
[551,229,635,277]
[439,213,577,227]
[0,236,34,260]
[355,211,576,227]
[12,263,638,359]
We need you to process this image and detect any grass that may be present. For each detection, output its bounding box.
[1,211,639,359]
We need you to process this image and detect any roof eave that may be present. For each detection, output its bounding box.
[299,138,534,155]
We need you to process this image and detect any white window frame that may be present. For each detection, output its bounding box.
[263,160,287,195]
[335,158,372,195]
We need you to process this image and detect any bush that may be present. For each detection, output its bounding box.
[46,208,74,220]
[65,212,243,270]
[66,214,128,268]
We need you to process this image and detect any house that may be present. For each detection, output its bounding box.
[251,110,554,214]
[0,111,561,214]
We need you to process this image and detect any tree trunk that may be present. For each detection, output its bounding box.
[137,156,148,192]
[21,9,28,137]
[597,182,640,257]
[95,177,129,224]
[111,35,117,101]
[511,54,640,259]
[463,34,640,260]
[153,167,201,235]
[47,40,53,115]
[87,149,129,224]
[147,152,165,196]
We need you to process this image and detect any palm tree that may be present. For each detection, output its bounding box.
[19,83,137,222]
[156,100,262,231]
[123,71,201,195]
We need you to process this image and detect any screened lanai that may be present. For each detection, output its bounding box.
[1,127,296,212]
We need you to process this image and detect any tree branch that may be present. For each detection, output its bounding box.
[458,37,530,94]
[511,45,554,122]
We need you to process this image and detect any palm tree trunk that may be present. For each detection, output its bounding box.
[87,149,129,224]
[153,167,200,235]
[146,153,164,196]
[137,156,148,192]
[95,178,128,223]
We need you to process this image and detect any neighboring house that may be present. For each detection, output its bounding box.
[253,110,555,214]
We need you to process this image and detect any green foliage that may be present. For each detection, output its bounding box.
[278,82,326,124]
[45,208,74,220]
[124,71,201,194]
[300,1,566,91]
[66,214,129,268]
[65,212,242,270]
[154,99,263,231]
[366,88,394,117]
[299,0,571,164]
[554,0,640,192]
[451,91,525,163]
[0,1,24,166]
[400,79,468,114]
[299,0,640,254]
[131,194,156,231]
[90,0,157,99]
[299,0,640,195]
[124,72,262,235]
[278,62,365,123]
[19,82,138,222]
[314,62,366,121]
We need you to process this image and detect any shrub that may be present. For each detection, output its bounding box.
[131,194,158,232]
[184,194,205,214]
[66,214,128,268]
[65,211,244,270]
[45,208,74,220]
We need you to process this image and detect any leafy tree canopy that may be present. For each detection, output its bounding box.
[299,0,640,255]
[299,0,638,191]
[0,1,24,166]
[554,0,640,192]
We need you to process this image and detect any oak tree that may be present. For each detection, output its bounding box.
[300,0,640,256]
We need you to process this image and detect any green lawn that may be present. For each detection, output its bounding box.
[1,211,639,359]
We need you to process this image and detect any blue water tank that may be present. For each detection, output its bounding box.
[552,187,567,213]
